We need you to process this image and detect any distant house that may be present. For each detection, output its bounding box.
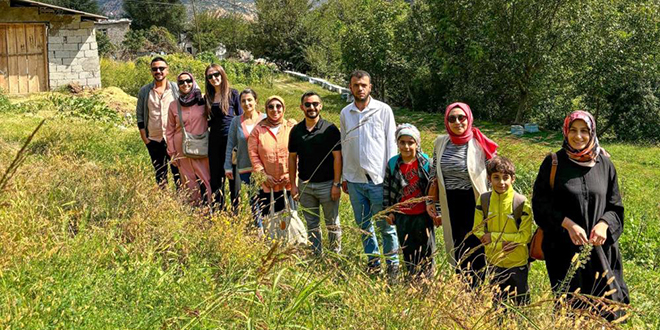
[95,18,130,46]
[0,0,107,94]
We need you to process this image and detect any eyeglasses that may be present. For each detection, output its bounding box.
[178,79,193,85]
[267,104,283,110]
[206,72,221,80]
[304,102,320,108]
[447,114,467,123]
[151,66,167,72]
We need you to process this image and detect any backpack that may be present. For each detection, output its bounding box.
[477,191,527,230]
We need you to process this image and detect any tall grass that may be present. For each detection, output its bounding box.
[0,79,658,329]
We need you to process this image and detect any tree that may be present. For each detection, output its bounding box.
[41,0,100,14]
[121,26,179,57]
[187,11,254,56]
[123,0,186,35]
[253,0,311,70]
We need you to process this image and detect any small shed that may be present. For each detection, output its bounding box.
[0,0,107,94]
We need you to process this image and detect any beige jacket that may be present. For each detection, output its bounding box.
[430,135,489,266]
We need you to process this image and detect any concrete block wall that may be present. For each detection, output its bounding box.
[47,20,102,89]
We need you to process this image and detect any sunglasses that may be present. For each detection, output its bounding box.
[151,66,167,72]
[267,103,283,110]
[304,102,320,108]
[447,114,467,123]
[178,79,193,85]
[206,72,221,80]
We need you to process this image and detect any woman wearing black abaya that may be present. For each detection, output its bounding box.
[532,110,629,321]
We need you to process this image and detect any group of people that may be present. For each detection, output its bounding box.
[136,57,628,320]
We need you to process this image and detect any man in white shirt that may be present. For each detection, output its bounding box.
[340,70,399,277]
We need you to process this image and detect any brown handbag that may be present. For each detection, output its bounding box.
[529,152,558,261]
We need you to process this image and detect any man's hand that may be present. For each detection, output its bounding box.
[342,181,349,194]
[331,185,341,201]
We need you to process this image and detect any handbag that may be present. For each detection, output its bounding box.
[177,101,209,159]
[264,189,308,246]
[529,152,558,261]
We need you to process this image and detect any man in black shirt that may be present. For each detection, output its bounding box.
[288,92,342,256]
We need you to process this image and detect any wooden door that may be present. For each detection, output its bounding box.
[0,23,48,94]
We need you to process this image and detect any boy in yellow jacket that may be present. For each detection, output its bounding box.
[473,156,533,305]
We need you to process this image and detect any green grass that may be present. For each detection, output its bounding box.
[0,75,659,329]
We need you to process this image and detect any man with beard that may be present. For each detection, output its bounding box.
[288,92,343,256]
[136,57,180,188]
[340,70,400,279]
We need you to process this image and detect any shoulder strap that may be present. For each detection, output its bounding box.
[478,191,492,219]
[549,152,558,190]
[177,102,187,135]
[388,156,399,176]
[512,192,526,228]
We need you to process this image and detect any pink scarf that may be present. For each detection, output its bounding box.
[562,110,608,165]
[444,102,498,160]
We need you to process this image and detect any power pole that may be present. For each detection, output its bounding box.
[190,0,202,57]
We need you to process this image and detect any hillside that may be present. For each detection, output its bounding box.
[98,0,255,18]
[0,74,659,329]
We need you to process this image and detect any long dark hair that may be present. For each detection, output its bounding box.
[204,64,230,116]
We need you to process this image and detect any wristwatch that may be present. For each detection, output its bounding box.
[333,182,342,188]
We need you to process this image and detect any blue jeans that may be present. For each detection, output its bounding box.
[347,181,399,266]
[239,173,263,228]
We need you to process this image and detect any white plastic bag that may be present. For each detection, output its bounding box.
[264,189,308,246]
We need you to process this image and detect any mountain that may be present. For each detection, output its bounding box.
[97,0,255,18]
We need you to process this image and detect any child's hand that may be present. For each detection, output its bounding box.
[386,214,395,226]
[502,241,518,252]
[480,233,492,245]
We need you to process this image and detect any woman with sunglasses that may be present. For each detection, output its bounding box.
[224,89,266,230]
[427,102,498,283]
[204,64,243,212]
[166,72,212,205]
[248,96,298,218]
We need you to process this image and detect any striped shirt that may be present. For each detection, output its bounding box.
[439,141,472,190]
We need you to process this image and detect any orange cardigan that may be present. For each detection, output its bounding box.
[248,119,296,192]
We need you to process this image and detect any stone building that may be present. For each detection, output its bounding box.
[95,18,130,46]
[0,0,106,94]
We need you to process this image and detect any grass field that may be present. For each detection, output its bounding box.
[0,76,659,329]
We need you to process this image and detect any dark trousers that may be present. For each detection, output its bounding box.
[491,265,530,305]
[395,212,435,279]
[446,189,486,283]
[145,140,180,188]
[209,135,238,212]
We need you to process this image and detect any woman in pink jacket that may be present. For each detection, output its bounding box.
[248,95,297,216]
[166,72,212,205]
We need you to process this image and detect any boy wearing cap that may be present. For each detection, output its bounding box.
[383,124,435,280]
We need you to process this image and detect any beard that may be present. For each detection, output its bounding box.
[153,74,166,82]
[305,110,319,119]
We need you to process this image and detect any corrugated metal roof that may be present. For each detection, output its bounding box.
[10,0,108,20]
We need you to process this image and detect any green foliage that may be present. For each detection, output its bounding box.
[253,0,311,70]
[187,11,254,56]
[245,0,660,141]
[121,26,179,56]
[1,80,659,328]
[48,94,120,123]
[123,0,186,35]
[101,54,276,97]
[96,31,116,58]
